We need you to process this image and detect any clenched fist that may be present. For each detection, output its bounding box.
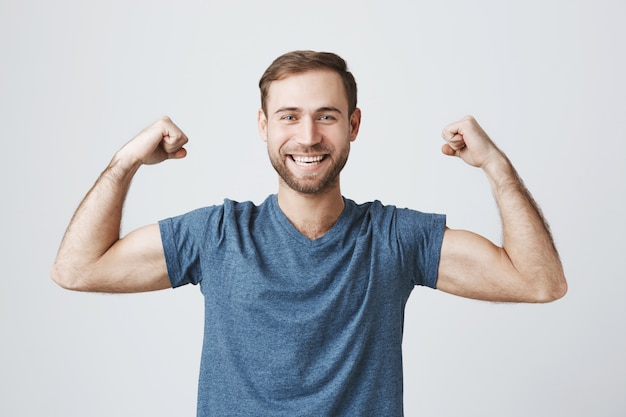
[117,116,189,166]
[441,116,503,169]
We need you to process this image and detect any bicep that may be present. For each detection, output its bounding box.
[436,228,527,302]
[93,224,171,293]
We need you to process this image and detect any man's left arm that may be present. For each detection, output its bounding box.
[436,116,567,303]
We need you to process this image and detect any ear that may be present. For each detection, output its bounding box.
[349,108,361,142]
[258,108,268,142]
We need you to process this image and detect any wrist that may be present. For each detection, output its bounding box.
[106,151,142,182]
[482,151,518,187]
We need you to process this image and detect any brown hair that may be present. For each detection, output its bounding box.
[259,50,358,116]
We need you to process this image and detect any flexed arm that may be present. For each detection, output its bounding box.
[51,116,188,293]
[436,116,567,302]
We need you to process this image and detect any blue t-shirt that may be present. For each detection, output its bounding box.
[159,195,446,417]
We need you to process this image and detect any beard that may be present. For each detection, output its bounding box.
[268,143,350,195]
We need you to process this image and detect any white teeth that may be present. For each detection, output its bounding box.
[292,155,324,164]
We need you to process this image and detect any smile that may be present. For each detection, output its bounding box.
[291,155,326,166]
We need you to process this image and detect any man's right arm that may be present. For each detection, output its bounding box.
[50,116,188,293]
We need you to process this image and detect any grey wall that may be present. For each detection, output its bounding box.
[1,0,624,415]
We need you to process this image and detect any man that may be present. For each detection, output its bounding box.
[51,50,567,416]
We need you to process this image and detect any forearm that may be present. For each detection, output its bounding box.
[483,153,567,300]
[51,153,142,290]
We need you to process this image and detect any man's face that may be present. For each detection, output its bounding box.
[258,70,361,195]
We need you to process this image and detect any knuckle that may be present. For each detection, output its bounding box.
[154,115,172,130]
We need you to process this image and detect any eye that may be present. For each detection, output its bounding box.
[318,115,336,121]
[281,115,297,121]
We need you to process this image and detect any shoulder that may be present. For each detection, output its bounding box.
[345,199,446,247]
[347,199,394,218]
[348,199,445,224]
[162,197,269,221]
[159,196,275,238]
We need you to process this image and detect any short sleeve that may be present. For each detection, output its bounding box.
[394,208,446,288]
[158,206,220,288]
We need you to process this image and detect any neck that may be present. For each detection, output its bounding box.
[276,183,345,240]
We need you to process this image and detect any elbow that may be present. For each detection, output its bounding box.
[529,273,568,303]
[549,278,568,302]
[533,284,567,303]
[50,262,92,292]
[552,276,568,301]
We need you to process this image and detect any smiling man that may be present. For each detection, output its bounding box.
[51,50,567,416]
[259,66,361,239]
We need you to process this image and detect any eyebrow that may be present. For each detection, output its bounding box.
[274,106,344,115]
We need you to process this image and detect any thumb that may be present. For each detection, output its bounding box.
[441,143,458,157]
[167,147,188,160]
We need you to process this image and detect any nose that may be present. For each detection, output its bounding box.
[294,117,322,146]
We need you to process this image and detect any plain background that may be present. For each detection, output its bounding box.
[1,0,624,416]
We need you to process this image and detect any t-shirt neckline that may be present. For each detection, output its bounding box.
[268,194,354,247]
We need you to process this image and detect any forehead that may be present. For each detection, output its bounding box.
[266,70,348,112]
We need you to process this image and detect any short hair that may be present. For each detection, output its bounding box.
[259,50,358,116]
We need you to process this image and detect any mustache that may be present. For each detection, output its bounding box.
[282,144,332,154]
